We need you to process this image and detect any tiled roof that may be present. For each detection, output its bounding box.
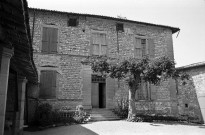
[0,0,38,83]
[29,7,180,34]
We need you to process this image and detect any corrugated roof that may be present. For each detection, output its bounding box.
[177,61,205,70]
[29,7,180,34]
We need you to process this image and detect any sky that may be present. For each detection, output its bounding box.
[27,0,205,67]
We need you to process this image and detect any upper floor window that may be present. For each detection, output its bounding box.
[68,18,78,27]
[134,37,155,59]
[91,32,107,56]
[42,27,58,53]
[39,70,57,99]
[116,23,124,32]
[134,38,147,58]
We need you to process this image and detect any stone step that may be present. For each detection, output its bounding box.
[89,109,121,121]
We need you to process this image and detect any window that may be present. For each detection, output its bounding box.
[116,23,124,32]
[39,70,57,99]
[68,18,78,27]
[136,80,157,101]
[134,38,147,58]
[136,80,151,100]
[42,27,58,53]
[134,37,155,59]
[91,33,107,55]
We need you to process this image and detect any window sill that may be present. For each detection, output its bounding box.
[135,99,154,102]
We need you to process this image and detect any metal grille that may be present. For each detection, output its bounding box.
[92,75,106,83]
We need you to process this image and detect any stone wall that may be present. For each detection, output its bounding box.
[177,66,205,123]
[29,9,176,115]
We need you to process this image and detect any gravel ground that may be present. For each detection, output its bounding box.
[24,120,205,135]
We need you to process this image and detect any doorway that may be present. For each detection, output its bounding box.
[91,83,106,108]
[99,83,106,108]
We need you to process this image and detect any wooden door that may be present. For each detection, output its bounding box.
[91,83,99,108]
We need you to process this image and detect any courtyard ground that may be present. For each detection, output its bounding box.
[24,120,205,135]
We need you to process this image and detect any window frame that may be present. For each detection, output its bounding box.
[91,30,108,56]
[133,35,149,58]
[41,25,59,54]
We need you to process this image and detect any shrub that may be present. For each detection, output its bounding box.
[73,105,89,124]
[113,98,129,119]
[34,103,53,127]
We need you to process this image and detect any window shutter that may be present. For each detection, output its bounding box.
[50,28,58,53]
[135,83,141,100]
[40,70,56,99]
[169,79,177,100]
[42,27,49,53]
[134,38,142,58]
[51,70,57,98]
[150,84,157,100]
[148,39,155,58]
[40,71,47,98]
[90,34,94,55]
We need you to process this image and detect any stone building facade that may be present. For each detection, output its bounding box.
[177,62,205,123]
[28,8,181,117]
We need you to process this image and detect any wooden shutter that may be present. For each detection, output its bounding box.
[40,70,47,98]
[169,79,177,100]
[150,84,157,100]
[91,33,100,55]
[51,71,57,98]
[50,28,58,53]
[148,39,155,58]
[100,34,107,55]
[40,70,56,99]
[42,27,49,53]
[134,38,142,58]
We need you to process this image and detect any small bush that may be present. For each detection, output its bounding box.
[113,98,129,119]
[73,105,89,124]
[34,103,53,126]
[34,103,77,127]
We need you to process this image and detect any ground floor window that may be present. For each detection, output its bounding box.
[39,70,57,99]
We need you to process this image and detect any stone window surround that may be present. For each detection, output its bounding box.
[40,24,60,54]
[91,29,108,56]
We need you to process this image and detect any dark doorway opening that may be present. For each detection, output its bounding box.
[99,83,106,108]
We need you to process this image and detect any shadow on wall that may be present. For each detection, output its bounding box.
[24,124,99,135]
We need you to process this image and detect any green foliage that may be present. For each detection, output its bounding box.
[34,103,53,126]
[113,98,129,119]
[73,105,89,124]
[130,114,180,122]
[83,56,189,86]
[34,103,76,127]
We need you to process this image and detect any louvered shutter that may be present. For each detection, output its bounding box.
[50,28,58,53]
[51,71,57,98]
[150,84,157,100]
[40,70,56,99]
[42,27,49,53]
[101,34,107,55]
[169,79,177,100]
[134,38,142,58]
[148,39,155,58]
[40,71,47,98]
